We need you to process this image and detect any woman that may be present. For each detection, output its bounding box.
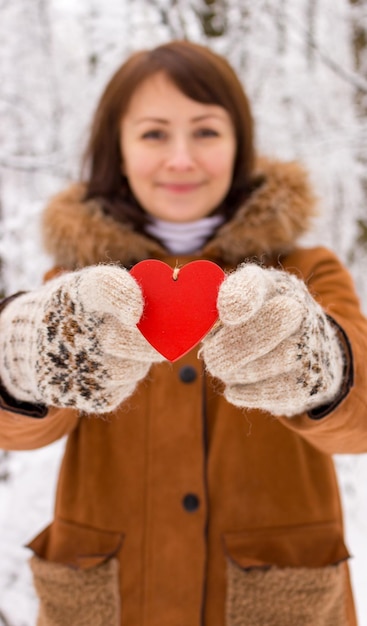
[0,40,366,626]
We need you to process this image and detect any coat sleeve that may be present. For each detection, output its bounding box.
[0,405,79,451]
[277,246,367,454]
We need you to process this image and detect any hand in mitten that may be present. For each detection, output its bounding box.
[200,264,345,417]
[0,265,164,413]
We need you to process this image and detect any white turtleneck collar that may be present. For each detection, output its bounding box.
[144,214,224,255]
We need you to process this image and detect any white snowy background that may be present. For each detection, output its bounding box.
[0,1,367,624]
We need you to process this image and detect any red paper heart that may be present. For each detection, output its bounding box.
[130,260,225,362]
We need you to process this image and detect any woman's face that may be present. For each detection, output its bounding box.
[120,72,236,223]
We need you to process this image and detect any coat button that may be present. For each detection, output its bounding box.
[182,493,200,512]
[179,365,197,383]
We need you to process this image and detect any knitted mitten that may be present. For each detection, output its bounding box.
[0,265,164,413]
[200,264,345,417]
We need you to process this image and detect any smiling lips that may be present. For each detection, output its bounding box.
[157,182,204,193]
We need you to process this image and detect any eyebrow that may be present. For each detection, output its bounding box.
[134,113,227,125]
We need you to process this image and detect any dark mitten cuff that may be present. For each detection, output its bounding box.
[307,316,353,420]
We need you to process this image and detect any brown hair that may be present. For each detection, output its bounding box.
[83,40,256,227]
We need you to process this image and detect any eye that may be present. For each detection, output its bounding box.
[141,129,167,140]
[195,127,220,138]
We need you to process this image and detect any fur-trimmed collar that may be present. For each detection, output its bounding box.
[42,157,317,269]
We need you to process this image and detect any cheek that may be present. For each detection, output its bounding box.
[203,133,236,175]
[124,152,157,181]
[205,148,235,182]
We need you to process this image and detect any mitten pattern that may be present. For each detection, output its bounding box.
[0,266,163,413]
[201,264,345,417]
[36,282,111,411]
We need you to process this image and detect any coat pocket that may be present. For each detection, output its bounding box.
[223,521,350,626]
[27,518,124,626]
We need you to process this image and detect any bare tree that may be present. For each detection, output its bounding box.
[349,0,367,258]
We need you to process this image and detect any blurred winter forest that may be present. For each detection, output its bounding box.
[0,0,367,624]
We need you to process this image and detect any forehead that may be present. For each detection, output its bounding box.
[123,72,231,123]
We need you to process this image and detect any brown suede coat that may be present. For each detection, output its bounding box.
[1,158,367,626]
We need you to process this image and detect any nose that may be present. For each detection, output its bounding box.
[166,137,195,170]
